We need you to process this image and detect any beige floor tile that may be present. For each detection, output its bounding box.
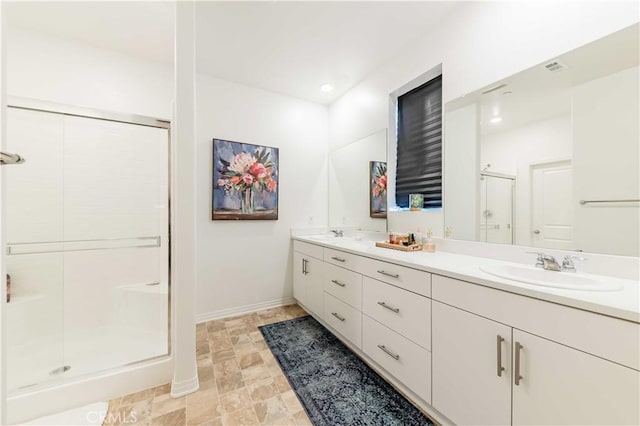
[108,400,152,426]
[254,395,288,424]
[280,390,304,414]
[216,372,245,395]
[218,387,253,415]
[222,407,260,426]
[213,358,240,377]
[211,348,236,364]
[230,333,253,347]
[242,364,272,386]
[151,393,186,419]
[248,378,279,403]
[238,352,263,370]
[152,383,172,398]
[150,408,185,426]
[197,363,215,383]
[206,320,226,333]
[120,389,154,406]
[291,410,312,426]
[186,389,221,425]
[106,305,310,426]
[272,374,292,393]
[234,342,259,358]
[249,331,265,342]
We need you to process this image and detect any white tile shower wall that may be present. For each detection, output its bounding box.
[329,1,639,234]
[195,74,329,319]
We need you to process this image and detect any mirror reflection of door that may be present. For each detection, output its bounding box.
[531,160,573,249]
[479,174,514,244]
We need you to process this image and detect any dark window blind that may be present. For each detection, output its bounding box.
[395,75,442,208]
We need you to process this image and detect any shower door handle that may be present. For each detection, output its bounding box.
[0,152,25,165]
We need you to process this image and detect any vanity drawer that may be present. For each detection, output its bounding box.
[293,240,323,259]
[363,315,431,403]
[363,277,431,350]
[361,257,431,297]
[323,292,362,349]
[324,263,363,309]
[324,248,361,272]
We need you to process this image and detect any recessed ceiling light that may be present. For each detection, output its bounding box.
[320,83,334,93]
[490,116,502,124]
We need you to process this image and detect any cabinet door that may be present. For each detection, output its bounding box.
[432,301,512,425]
[292,251,307,306]
[305,257,323,316]
[512,330,640,425]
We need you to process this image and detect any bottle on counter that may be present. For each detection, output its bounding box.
[423,229,436,253]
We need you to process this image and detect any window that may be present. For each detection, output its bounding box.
[395,74,442,209]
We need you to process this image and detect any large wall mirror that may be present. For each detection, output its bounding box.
[444,23,639,257]
[329,129,388,232]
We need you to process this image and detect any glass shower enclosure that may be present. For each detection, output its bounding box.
[479,173,515,244]
[3,100,170,393]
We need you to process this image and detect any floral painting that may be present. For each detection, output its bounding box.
[370,161,387,218]
[213,139,279,220]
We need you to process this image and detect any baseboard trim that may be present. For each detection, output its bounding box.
[170,374,199,398]
[196,298,296,323]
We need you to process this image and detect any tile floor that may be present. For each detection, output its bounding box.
[104,304,312,426]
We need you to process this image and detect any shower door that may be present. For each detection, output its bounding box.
[479,174,514,244]
[3,104,169,392]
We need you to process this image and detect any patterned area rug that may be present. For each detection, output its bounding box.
[259,315,434,426]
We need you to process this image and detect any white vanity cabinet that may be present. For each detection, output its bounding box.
[432,301,512,425]
[432,275,640,426]
[292,241,324,316]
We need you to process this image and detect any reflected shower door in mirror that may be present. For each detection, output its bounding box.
[329,129,387,232]
[480,173,514,245]
[444,23,639,256]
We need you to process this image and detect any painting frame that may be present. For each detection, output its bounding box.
[369,160,387,219]
[212,138,279,221]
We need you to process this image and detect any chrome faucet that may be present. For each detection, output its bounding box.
[561,255,586,273]
[527,252,561,271]
[330,229,344,237]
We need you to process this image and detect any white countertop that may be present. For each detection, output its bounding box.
[293,235,640,323]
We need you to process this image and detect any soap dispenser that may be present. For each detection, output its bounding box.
[423,228,436,253]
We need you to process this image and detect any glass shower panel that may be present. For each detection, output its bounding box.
[4,107,169,391]
[4,108,65,391]
[480,175,514,244]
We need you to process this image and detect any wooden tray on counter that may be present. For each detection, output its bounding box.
[375,241,423,252]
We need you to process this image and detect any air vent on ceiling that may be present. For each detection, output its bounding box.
[481,83,508,95]
[544,60,568,72]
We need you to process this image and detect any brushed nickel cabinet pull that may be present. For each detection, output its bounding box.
[514,341,523,385]
[331,256,346,263]
[302,258,307,275]
[377,270,399,279]
[331,279,346,287]
[377,301,400,313]
[497,335,505,377]
[377,344,400,360]
[331,312,345,322]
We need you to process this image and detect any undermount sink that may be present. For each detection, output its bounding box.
[307,234,339,241]
[479,264,623,292]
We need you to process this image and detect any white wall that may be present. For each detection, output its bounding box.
[195,74,328,320]
[329,1,639,234]
[572,66,639,256]
[6,29,173,119]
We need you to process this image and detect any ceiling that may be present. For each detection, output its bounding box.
[6,1,460,105]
